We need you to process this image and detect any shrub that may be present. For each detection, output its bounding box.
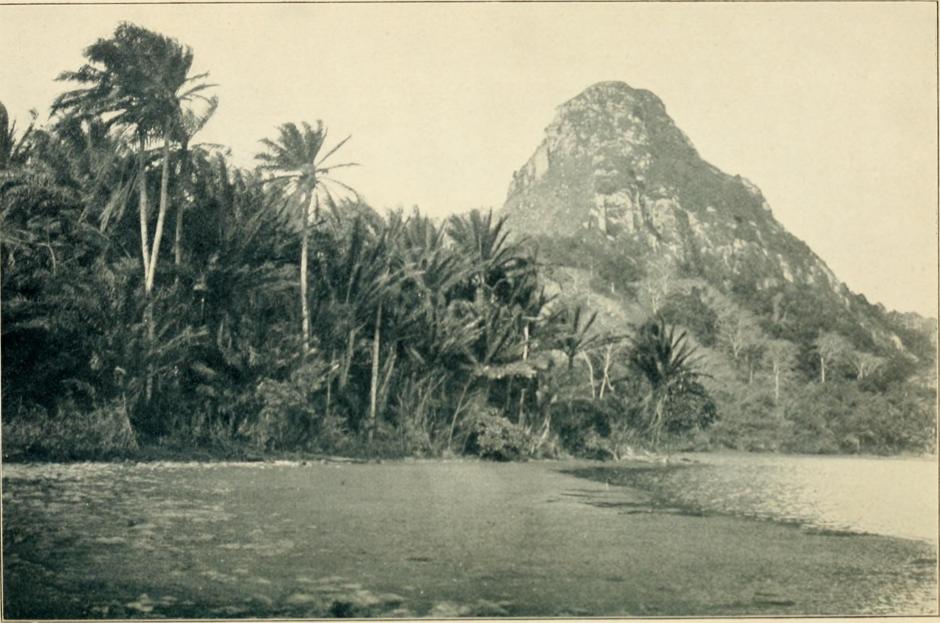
[390,375,440,456]
[464,411,530,461]
[707,386,785,452]
[662,380,718,435]
[552,398,614,457]
[2,401,138,461]
[251,360,344,451]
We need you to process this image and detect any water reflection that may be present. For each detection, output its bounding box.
[621,453,939,544]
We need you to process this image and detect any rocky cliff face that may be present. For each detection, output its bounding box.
[503,81,932,362]
[505,82,842,293]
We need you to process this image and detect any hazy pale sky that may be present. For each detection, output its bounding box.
[1,2,936,316]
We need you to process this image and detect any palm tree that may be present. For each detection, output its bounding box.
[447,209,522,303]
[39,115,138,233]
[52,24,216,406]
[626,316,701,446]
[554,304,600,371]
[256,121,358,355]
[325,212,398,439]
[172,96,219,269]
[52,22,216,296]
[0,102,35,171]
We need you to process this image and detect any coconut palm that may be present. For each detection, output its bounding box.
[255,120,359,355]
[52,24,216,409]
[52,22,216,295]
[33,115,139,233]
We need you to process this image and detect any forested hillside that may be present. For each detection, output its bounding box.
[1,25,935,461]
[504,81,938,454]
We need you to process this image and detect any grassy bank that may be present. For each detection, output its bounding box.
[3,459,936,618]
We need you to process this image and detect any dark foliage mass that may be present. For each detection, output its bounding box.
[1,24,936,461]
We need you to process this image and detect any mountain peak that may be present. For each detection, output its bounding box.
[507,82,699,205]
[501,83,922,358]
[552,81,692,151]
[562,81,665,108]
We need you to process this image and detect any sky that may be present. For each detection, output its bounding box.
[1,2,937,316]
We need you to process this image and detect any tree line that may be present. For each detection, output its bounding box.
[1,23,935,460]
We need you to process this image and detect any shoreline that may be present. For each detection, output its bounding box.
[3,443,936,466]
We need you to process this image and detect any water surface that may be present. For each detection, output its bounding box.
[620,453,938,543]
[3,458,936,618]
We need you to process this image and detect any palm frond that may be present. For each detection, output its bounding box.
[316,134,352,167]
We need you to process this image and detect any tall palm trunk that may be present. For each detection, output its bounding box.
[141,134,173,409]
[299,193,314,356]
[137,134,155,403]
[146,136,172,292]
[173,138,190,270]
[368,301,382,444]
[138,135,151,281]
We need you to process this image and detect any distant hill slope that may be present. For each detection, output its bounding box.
[503,81,935,379]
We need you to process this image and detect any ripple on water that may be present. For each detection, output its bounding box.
[623,454,939,544]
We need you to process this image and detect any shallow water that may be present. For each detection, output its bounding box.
[3,458,937,617]
[621,453,939,543]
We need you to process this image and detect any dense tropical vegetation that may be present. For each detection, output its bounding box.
[2,23,936,461]
[534,230,937,455]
